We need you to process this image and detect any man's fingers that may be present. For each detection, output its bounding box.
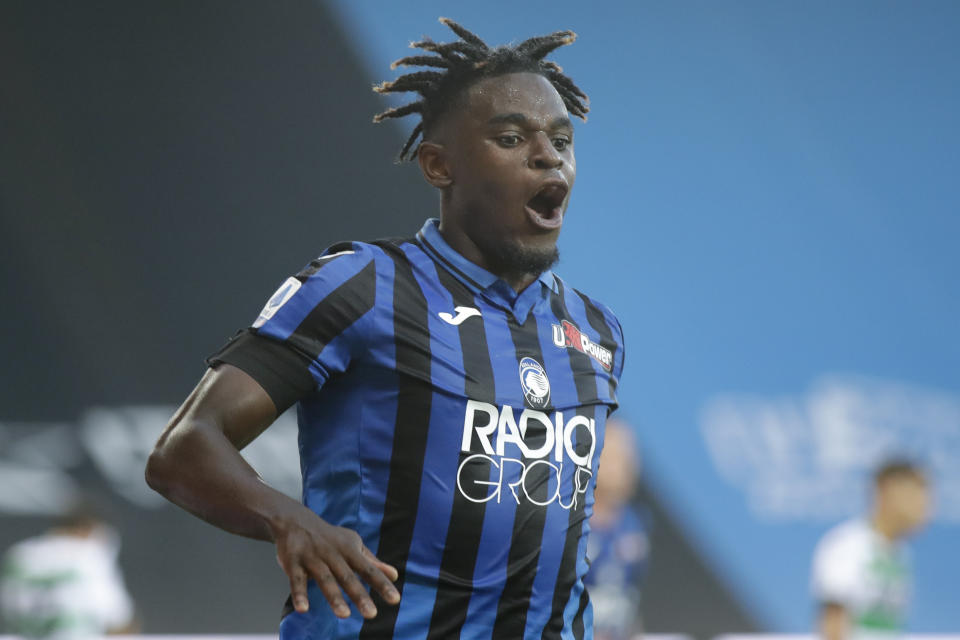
[279,526,401,620]
[374,558,400,584]
[285,564,310,614]
[328,556,379,619]
[357,547,401,604]
[361,545,399,582]
[307,560,351,619]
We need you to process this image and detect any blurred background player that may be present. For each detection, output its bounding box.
[586,418,650,640]
[0,502,137,638]
[810,459,931,640]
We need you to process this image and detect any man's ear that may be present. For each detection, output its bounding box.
[417,141,453,188]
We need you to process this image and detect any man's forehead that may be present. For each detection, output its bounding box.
[463,72,567,122]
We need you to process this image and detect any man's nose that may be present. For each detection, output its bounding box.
[528,132,563,170]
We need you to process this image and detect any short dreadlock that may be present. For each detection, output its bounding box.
[373,17,589,162]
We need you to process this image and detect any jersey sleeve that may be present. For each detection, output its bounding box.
[207,242,379,412]
[565,282,625,412]
[596,301,626,411]
[611,313,626,387]
[811,524,863,607]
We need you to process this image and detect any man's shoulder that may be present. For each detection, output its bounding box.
[289,235,425,285]
[816,518,873,559]
[551,273,624,342]
[303,236,412,267]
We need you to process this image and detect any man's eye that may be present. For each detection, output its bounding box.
[553,137,570,151]
[498,134,522,147]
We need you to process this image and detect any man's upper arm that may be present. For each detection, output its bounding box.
[811,526,860,610]
[169,363,278,450]
[146,363,294,541]
[206,242,379,414]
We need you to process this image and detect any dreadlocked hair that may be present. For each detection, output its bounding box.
[373,17,589,162]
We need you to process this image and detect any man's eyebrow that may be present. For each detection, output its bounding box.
[487,113,573,130]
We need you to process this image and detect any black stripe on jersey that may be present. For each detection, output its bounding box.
[541,286,596,640]
[359,243,433,640]
[285,260,377,365]
[426,266,497,640]
[572,588,590,640]
[491,314,552,639]
[576,290,620,401]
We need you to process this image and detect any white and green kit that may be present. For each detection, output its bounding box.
[811,518,912,639]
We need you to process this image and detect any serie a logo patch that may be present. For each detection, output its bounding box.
[252,277,301,328]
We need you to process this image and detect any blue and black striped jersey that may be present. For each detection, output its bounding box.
[209,219,625,640]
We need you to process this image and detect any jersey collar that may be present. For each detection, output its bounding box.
[416,218,558,321]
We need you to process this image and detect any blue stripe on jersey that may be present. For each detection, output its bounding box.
[556,403,607,640]
[390,243,462,637]
[278,246,398,639]
[425,261,504,640]
[392,395,462,637]
[405,240,467,395]
[459,298,519,638]
[354,243,398,554]
[553,432,599,640]
[520,308,586,639]
[358,240,437,639]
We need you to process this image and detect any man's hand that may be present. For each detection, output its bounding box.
[145,364,401,620]
[273,510,400,618]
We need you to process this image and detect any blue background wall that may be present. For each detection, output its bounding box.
[333,0,960,632]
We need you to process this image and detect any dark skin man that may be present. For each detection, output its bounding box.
[145,70,577,620]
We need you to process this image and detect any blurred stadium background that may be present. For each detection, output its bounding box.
[1,0,957,637]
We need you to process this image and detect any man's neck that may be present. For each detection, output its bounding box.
[870,512,900,542]
[436,220,540,293]
[499,271,540,294]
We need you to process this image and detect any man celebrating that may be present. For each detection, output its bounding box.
[146,18,624,640]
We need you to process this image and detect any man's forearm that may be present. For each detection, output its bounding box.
[145,415,301,542]
[819,603,850,640]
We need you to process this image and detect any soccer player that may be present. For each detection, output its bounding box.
[810,459,931,640]
[0,505,138,637]
[585,419,649,640]
[146,18,624,639]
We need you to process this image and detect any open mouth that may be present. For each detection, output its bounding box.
[525,183,568,229]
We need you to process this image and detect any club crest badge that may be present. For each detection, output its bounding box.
[519,357,551,409]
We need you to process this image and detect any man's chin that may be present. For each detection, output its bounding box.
[487,240,560,282]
